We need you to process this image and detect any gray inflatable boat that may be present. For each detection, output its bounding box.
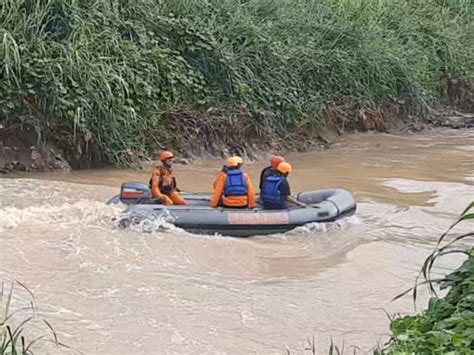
[108,183,356,237]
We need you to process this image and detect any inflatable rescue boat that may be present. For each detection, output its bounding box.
[107,183,356,237]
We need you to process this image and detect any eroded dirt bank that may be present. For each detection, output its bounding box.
[2,95,473,176]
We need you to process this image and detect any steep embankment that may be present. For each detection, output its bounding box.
[1,0,473,171]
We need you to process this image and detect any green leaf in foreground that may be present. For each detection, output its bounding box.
[386,201,474,354]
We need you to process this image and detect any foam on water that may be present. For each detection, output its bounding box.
[0,200,122,232]
[112,207,201,238]
[286,215,362,235]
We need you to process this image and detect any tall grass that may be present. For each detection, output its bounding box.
[387,201,474,353]
[1,0,473,165]
[1,281,62,354]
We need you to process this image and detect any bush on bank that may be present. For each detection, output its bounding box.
[386,202,474,354]
[386,250,474,353]
[1,0,473,166]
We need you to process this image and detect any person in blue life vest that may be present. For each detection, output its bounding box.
[261,162,308,209]
[259,155,286,193]
[210,156,256,208]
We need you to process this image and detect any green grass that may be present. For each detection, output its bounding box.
[1,0,473,164]
[386,202,474,354]
[1,281,61,355]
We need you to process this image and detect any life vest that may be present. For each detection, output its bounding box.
[224,168,248,196]
[259,166,276,191]
[149,166,177,194]
[262,175,286,207]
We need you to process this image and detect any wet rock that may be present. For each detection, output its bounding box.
[1,163,12,172]
[2,163,13,171]
[400,122,425,133]
[49,149,71,172]
[443,114,474,129]
[429,111,474,129]
[52,156,70,172]
[14,161,27,171]
[17,164,28,172]
[30,146,45,170]
[2,161,28,172]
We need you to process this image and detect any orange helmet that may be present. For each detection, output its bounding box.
[226,156,243,167]
[159,150,174,161]
[270,155,285,169]
[277,162,292,175]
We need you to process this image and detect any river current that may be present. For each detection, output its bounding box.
[1,129,473,354]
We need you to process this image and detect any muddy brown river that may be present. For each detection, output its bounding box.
[1,129,473,354]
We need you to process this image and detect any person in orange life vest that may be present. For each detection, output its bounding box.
[150,150,186,205]
[259,155,286,192]
[210,156,256,208]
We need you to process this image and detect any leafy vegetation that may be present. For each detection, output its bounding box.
[387,202,474,354]
[1,281,61,355]
[1,0,472,165]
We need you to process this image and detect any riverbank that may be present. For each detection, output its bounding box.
[1,0,473,173]
[1,107,473,176]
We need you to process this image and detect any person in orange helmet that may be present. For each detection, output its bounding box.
[261,162,308,209]
[210,156,256,208]
[259,155,286,192]
[149,150,186,205]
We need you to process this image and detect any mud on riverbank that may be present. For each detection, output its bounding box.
[1,107,473,176]
[1,76,473,175]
